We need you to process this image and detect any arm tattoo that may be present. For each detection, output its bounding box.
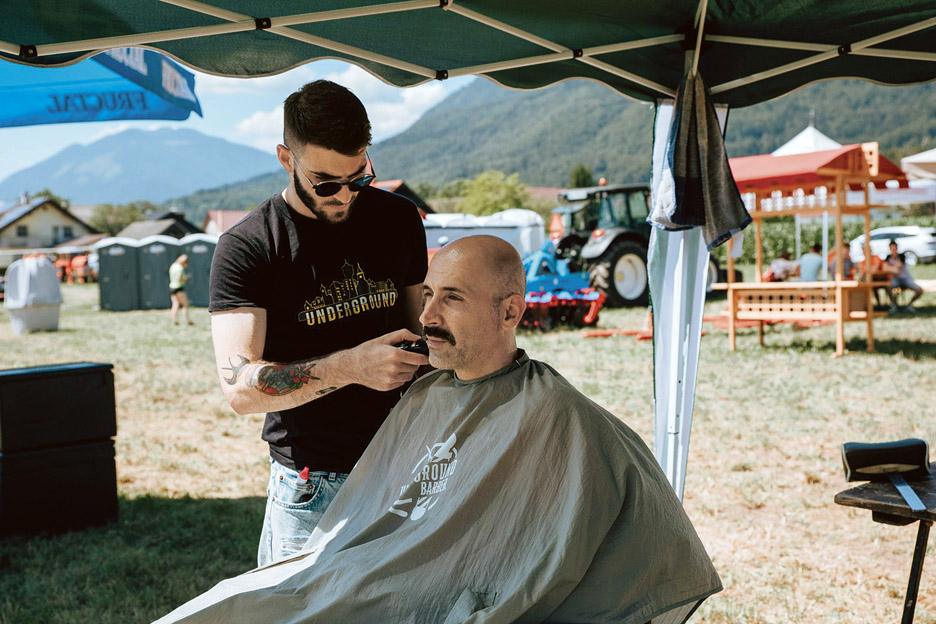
[316,386,338,396]
[222,355,250,385]
[247,362,321,396]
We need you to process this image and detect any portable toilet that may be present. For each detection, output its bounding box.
[179,233,218,307]
[3,256,63,334]
[137,235,179,310]
[96,238,140,311]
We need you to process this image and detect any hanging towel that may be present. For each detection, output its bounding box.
[649,73,751,250]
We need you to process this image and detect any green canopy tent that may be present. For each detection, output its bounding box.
[2,2,933,103]
[3,0,934,497]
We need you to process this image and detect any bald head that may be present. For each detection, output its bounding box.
[433,236,525,303]
[420,235,527,380]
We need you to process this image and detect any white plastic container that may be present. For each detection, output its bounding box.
[4,256,63,335]
[422,208,545,257]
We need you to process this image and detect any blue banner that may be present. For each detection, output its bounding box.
[0,48,202,128]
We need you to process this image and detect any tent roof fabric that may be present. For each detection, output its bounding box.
[771,125,841,156]
[1,1,933,108]
[729,144,908,193]
[901,147,936,180]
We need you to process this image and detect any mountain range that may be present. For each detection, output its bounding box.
[164,77,935,226]
[2,77,932,226]
[369,77,935,185]
[0,127,280,205]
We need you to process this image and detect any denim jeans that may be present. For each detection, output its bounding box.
[257,458,348,568]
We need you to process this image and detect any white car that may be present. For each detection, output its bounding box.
[850,226,936,266]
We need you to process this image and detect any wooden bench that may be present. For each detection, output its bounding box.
[725,281,882,356]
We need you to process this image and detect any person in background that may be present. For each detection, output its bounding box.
[169,254,192,326]
[767,250,799,281]
[828,240,855,279]
[798,243,824,282]
[883,239,924,313]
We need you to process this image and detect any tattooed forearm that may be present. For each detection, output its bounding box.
[222,355,250,385]
[246,362,321,396]
[316,386,338,396]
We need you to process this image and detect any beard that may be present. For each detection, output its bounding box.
[293,170,355,224]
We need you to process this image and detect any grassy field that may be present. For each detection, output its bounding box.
[1,273,934,623]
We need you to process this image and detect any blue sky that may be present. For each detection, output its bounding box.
[0,59,473,183]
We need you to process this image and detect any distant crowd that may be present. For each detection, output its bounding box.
[766,239,924,312]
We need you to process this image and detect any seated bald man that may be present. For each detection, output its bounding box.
[156,236,721,624]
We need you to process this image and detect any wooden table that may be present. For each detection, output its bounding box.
[835,463,935,624]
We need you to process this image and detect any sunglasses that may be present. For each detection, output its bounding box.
[283,145,376,197]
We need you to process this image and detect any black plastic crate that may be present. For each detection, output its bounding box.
[0,439,117,535]
[0,362,115,452]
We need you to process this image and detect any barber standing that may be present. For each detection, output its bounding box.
[209,80,429,566]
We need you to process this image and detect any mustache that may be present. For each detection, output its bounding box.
[423,326,456,345]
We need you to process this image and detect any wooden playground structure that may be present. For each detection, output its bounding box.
[714,142,908,357]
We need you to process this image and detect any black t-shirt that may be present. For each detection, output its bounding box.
[209,187,428,473]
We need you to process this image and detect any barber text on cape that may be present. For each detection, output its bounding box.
[389,433,459,521]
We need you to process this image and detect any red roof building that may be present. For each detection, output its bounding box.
[730,142,908,202]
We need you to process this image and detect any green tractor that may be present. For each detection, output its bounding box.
[550,183,720,307]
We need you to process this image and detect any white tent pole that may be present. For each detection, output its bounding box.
[585,35,685,56]
[707,34,936,62]
[449,51,579,78]
[576,57,676,96]
[691,0,709,76]
[676,230,708,498]
[707,34,828,52]
[711,16,936,94]
[822,211,829,280]
[855,48,936,62]
[795,214,801,259]
[35,23,258,56]
[664,237,685,490]
[651,101,675,480]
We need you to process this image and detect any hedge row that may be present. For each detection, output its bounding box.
[710,215,936,264]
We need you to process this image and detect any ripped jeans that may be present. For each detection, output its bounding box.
[257,458,348,568]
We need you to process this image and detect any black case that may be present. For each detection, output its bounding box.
[0,439,118,535]
[0,362,116,452]
[0,362,118,535]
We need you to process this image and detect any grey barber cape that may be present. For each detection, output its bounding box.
[156,352,721,624]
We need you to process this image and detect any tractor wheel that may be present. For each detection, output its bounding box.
[705,257,719,293]
[588,239,649,307]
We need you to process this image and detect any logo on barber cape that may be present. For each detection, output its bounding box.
[388,433,458,521]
